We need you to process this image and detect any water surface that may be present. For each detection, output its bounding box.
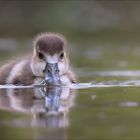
[0,72,140,139]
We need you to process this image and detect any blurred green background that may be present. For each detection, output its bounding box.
[1,1,140,140]
[1,0,140,71]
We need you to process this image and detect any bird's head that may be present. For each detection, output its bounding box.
[31,33,69,85]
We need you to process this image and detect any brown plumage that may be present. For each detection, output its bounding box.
[34,33,65,56]
[0,58,35,85]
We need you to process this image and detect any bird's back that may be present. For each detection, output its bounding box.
[0,57,35,85]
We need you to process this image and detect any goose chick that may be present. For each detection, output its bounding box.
[0,33,76,85]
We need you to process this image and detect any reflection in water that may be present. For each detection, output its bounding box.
[0,86,76,129]
[41,87,62,112]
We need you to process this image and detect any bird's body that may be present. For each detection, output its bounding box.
[0,33,76,86]
[0,57,34,85]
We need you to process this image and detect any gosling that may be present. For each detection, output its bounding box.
[0,33,76,86]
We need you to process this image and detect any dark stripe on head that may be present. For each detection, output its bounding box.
[34,33,66,56]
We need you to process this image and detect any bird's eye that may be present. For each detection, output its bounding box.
[38,52,44,60]
[60,52,64,59]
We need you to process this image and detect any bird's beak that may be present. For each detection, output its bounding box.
[43,63,61,86]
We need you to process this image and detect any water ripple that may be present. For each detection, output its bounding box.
[1,80,140,90]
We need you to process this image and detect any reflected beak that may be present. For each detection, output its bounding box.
[43,63,61,86]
